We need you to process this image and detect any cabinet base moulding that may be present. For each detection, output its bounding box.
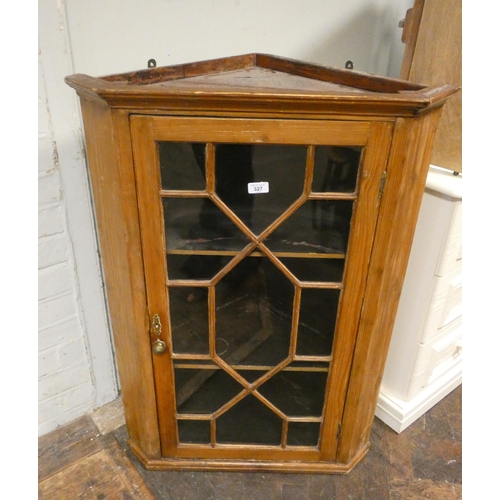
[375,364,461,433]
[128,440,370,474]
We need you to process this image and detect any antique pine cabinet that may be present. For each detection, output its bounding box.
[65,54,458,473]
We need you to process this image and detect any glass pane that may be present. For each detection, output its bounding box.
[296,288,340,356]
[167,254,234,281]
[159,142,206,191]
[216,394,282,445]
[287,422,321,447]
[215,257,294,366]
[215,144,307,235]
[312,146,362,193]
[178,420,211,444]
[280,257,344,283]
[163,197,249,280]
[257,364,329,417]
[163,197,249,252]
[265,200,353,256]
[174,366,243,414]
[169,287,209,355]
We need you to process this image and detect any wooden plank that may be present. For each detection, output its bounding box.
[256,53,424,94]
[152,117,371,146]
[79,101,161,459]
[100,53,257,84]
[167,249,345,259]
[99,433,156,499]
[39,447,154,500]
[401,0,462,172]
[176,444,320,462]
[39,419,154,499]
[320,121,394,461]
[173,364,329,373]
[399,0,426,81]
[298,281,343,290]
[130,115,179,457]
[38,416,102,482]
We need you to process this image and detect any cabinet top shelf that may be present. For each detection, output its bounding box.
[65,53,459,117]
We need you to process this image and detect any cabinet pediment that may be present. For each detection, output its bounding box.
[65,53,458,116]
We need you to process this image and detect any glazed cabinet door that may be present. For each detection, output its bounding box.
[130,116,392,463]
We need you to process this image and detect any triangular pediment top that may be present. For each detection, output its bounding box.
[65,53,460,116]
[97,53,424,95]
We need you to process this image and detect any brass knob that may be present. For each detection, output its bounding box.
[153,339,167,355]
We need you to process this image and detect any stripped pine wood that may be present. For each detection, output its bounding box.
[66,54,458,473]
[79,102,162,459]
[130,116,178,457]
[152,116,371,146]
[336,109,444,464]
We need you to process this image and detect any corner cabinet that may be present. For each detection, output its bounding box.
[65,54,458,473]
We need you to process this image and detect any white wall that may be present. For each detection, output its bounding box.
[64,0,409,78]
[38,0,118,436]
[38,0,412,436]
[38,61,96,435]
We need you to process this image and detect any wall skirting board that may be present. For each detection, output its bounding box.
[377,362,462,433]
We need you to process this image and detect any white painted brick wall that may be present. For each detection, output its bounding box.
[38,50,96,436]
[38,0,119,438]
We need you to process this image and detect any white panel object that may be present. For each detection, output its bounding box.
[376,166,462,433]
[419,267,462,344]
[406,317,462,400]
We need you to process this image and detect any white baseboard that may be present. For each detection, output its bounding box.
[375,365,462,433]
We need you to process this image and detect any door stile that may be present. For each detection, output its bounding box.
[130,115,179,457]
[320,121,394,461]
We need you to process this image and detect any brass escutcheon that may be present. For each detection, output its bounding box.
[152,314,162,337]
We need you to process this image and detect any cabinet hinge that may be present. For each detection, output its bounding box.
[379,171,387,199]
[337,424,343,440]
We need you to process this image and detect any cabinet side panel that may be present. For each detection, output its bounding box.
[337,108,443,463]
[79,99,161,458]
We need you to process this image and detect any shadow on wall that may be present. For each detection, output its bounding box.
[299,4,405,78]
